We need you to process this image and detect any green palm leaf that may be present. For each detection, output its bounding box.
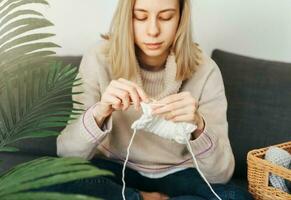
[2,192,101,200]
[0,0,57,80]
[0,0,48,15]
[0,33,56,52]
[0,9,43,27]
[0,1,113,200]
[0,157,111,199]
[0,62,82,149]
[0,146,18,152]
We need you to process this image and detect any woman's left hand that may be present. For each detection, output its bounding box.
[151,92,205,137]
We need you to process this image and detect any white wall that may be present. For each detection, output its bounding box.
[22,0,291,62]
[192,0,291,62]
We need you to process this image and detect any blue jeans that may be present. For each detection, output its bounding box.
[37,157,253,200]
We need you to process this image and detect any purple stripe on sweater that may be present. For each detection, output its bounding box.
[99,132,214,171]
[195,133,214,157]
[82,105,98,141]
[81,107,214,172]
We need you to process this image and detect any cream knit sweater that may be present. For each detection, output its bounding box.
[57,41,235,184]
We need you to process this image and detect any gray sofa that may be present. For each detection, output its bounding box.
[211,50,291,187]
[1,50,290,190]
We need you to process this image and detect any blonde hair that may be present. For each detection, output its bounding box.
[102,0,203,81]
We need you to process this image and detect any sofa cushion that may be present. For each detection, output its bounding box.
[211,49,291,179]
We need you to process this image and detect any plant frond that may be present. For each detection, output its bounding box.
[0,157,112,198]
[0,1,108,200]
[0,18,54,51]
[0,18,54,39]
[0,52,56,78]
[2,192,101,200]
[0,0,48,16]
[0,9,43,28]
[0,146,18,152]
[0,33,55,52]
[0,62,81,150]
[0,42,60,61]
[0,2,57,75]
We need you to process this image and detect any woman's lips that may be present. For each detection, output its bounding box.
[144,42,163,50]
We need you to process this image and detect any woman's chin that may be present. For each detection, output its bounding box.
[142,49,166,58]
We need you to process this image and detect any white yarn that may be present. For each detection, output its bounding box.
[121,102,222,200]
[131,103,196,144]
[121,128,137,200]
[186,140,222,200]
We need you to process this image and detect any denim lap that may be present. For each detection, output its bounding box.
[32,157,253,200]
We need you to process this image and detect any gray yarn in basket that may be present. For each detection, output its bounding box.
[265,146,291,193]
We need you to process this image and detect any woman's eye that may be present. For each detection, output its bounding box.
[159,15,173,21]
[160,17,172,21]
[134,15,147,21]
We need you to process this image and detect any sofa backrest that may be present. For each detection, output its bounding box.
[211,49,291,179]
[2,51,291,179]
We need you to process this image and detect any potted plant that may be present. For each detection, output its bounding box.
[0,1,112,199]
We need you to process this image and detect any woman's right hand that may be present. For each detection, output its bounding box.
[93,78,149,125]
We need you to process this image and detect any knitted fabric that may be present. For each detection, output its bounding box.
[121,102,222,200]
[131,102,196,144]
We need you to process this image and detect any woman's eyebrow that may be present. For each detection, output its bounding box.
[134,8,177,13]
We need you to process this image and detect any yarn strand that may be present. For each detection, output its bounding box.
[122,102,222,200]
[121,128,137,200]
[186,140,222,200]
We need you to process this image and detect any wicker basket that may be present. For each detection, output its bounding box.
[247,141,291,200]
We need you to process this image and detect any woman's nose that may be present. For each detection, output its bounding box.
[147,19,160,37]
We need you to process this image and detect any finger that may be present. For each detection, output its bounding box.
[149,101,167,110]
[112,104,121,110]
[108,87,130,110]
[118,78,148,102]
[102,93,122,110]
[160,193,169,200]
[112,80,140,110]
[155,92,188,105]
[118,78,149,103]
[152,99,193,115]
[164,107,192,120]
[172,114,195,123]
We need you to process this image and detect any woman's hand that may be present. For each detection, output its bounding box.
[93,78,149,126]
[151,92,205,138]
[140,191,169,200]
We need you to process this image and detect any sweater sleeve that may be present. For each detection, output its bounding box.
[57,47,112,160]
[188,59,235,184]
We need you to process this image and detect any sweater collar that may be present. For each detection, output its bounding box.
[135,52,182,100]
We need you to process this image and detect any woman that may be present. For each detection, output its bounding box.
[55,0,253,199]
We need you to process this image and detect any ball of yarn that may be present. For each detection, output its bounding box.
[285,162,291,193]
[265,146,291,193]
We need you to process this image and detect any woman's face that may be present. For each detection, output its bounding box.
[133,0,180,59]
